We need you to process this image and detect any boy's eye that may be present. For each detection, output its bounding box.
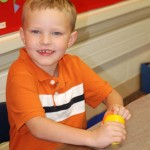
[52,32,62,36]
[31,30,40,34]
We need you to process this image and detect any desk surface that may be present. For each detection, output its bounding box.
[59,94,150,150]
[117,93,150,150]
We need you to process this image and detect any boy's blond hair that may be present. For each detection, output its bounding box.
[22,0,77,31]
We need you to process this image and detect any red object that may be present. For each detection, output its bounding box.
[0,0,124,35]
[0,0,14,35]
[0,0,25,35]
[71,0,124,13]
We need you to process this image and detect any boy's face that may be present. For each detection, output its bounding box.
[20,8,77,71]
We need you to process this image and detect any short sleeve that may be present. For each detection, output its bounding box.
[6,72,45,134]
[78,58,112,108]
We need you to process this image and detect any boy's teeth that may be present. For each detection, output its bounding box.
[39,50,49,52]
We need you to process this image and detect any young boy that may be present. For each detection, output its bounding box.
[6,0,131,150]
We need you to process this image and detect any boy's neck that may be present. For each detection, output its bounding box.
[52,65,58,77]
[40,63,58,77]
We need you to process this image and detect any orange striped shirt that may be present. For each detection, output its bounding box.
[6,48,112,150]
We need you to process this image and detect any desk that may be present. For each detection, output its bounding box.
[59,94,150,150]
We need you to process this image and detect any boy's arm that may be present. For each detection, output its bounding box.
[104,89,123,107]
[104,89,131,120]
[26,117,92,146]
[26,115,126,148]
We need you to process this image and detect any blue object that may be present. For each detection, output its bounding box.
[141,63,150,93]
[0,102,10,143]
[87,110,106,129]
[14,3,20,13]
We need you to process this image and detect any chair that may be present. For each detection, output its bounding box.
[0,102,10,143]
[87,110,106,129]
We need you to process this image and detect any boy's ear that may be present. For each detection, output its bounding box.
[68,31,78,48]
[19,27,25,44]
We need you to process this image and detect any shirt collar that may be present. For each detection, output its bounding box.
[20,48,53,81]
[19,48,68,87]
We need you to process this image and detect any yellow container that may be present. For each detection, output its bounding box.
[103,114,125,146]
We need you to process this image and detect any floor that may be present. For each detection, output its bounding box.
[124,90,146,106]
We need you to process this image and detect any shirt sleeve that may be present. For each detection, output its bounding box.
[78,57,112,108]
[6,72,45,134]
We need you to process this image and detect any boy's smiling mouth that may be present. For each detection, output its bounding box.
[37,49,54,56]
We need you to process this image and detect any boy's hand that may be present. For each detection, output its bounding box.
[90,121,126,148]
[108,104,131,120]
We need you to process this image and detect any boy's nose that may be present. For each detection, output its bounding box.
[41,34,51,45]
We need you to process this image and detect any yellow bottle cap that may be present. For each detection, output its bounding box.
[103,114,125,124]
